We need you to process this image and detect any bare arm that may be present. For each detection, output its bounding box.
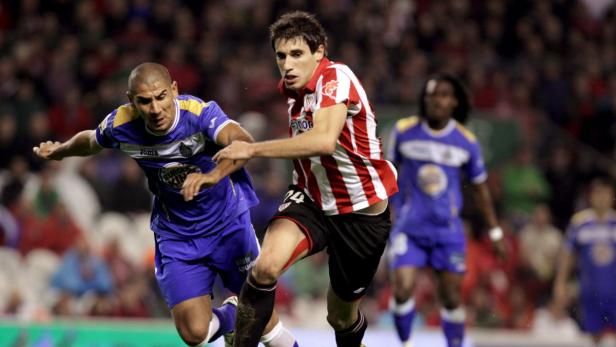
[553,246,576,304]
[472,181,506,257]
[33,130,102,160]
[472,181,499,229]
[213,103,348,161]
[181,122,254,201]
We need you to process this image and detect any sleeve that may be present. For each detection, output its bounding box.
[466,140,487,184]
[316,67,358,109]
[94,112,120,149]
[199,100,237,142]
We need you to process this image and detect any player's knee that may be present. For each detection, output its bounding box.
[326,310,355,331]
[177,321,209,346]
[251,258,282,285]
[440,289,462,310]
[393,282,414,302]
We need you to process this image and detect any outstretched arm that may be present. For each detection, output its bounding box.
[213,103,347,161]
[33,130,102,161]
[181,122,254,201]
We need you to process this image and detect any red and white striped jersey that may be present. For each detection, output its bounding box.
[279,57,398,215]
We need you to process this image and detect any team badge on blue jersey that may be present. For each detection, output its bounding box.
[159,162,201,190]
[179,142,193,157]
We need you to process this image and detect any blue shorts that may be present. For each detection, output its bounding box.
[154,211,259,308]
[388,225,466,273]
[580,294,616,333]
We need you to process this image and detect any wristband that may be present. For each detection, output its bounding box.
[489,227,504,241]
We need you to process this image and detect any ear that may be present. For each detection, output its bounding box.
[315,44,325,62]
[126,91,133,103]
[171,81,179,97]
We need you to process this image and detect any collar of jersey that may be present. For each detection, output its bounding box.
[145,99,180,136]
[421,119,456,137]
[278,57,331,99]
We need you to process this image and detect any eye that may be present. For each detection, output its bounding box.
[276,53,286,60]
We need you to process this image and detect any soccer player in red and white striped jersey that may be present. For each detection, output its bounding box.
[214,11,398,347]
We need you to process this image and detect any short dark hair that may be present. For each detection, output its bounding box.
[269,11,327,53]
[418,74,471,124]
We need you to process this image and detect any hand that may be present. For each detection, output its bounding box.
[33,141,64,160]
[553,282,569,308]
[181,172,220,201]
[213,140,254,162]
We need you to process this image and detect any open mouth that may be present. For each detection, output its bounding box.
[284,74,298,84]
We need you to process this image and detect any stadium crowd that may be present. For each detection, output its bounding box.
[1,0,616,337]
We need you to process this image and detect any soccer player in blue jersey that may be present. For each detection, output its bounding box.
[554,178,616,346]
[387,74,505,347]
[33,63,298,347]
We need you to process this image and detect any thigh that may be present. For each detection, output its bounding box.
[388,231,428,270]
[258,185,330,275]
[327,208,391,301]
[155,239,217,308]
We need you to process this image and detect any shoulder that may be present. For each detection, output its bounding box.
[569,209,595,229]
[177,95,215,116]
[395,116,420,133]
[454,122,478,144]
[111,104,139,128]
[323,62,356,81]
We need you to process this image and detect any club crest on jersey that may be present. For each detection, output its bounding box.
[159,162,201,190]
[304,94,316,112]
[322,80,339,98]
[179,142,193,157]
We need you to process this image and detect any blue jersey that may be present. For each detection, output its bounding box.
[565,209,616,299]
[388,116,486,233]
[95,95,258,239]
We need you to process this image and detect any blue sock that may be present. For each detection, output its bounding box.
[441,308,465,347]
[391,298,415,343]
[208,301,237,342]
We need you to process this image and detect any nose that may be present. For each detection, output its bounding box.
[282,58,293,73]
[150,100,161,115]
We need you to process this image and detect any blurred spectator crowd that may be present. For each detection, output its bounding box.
[1,0,616,336]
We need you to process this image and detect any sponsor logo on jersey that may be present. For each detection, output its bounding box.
[290,119,313,132]
[158,162,201,190]
[591,243,614,265]
[140,148,159,157]
[418,163,448,197]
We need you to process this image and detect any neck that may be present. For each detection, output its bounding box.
[595,207,611,220]
[427,118,449,130]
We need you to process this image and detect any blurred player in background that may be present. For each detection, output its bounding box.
[214,11,398,347]
[33,63,298,347]
[387,74,505,347]
[554,178,616,346]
